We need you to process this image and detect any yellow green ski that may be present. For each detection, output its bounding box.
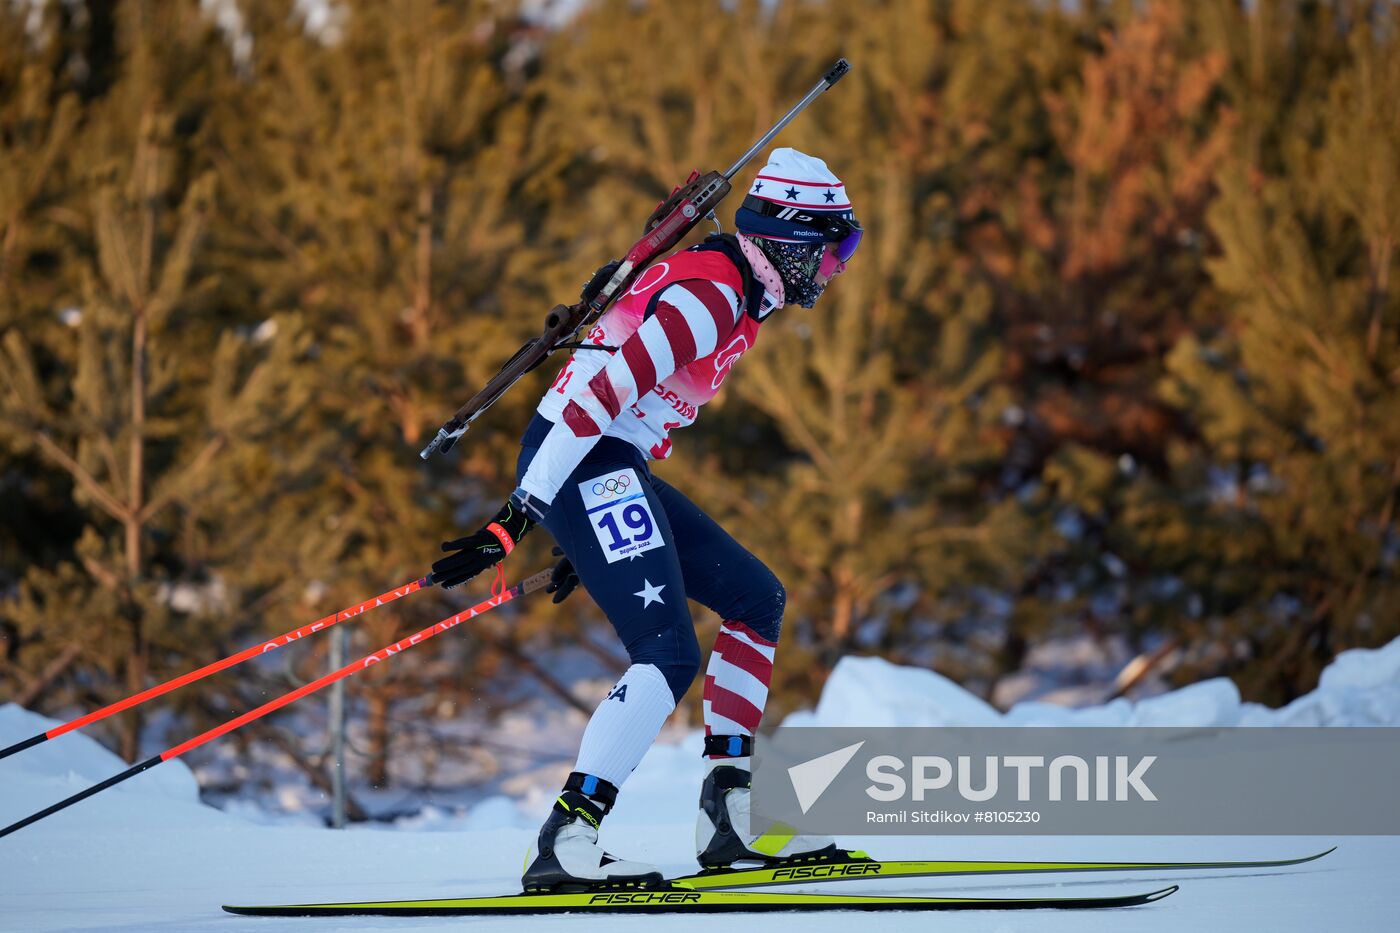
[677,846,1336,890]
[221,847,1333,916]
[224,884,1178,916]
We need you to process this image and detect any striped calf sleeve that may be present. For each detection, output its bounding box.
[702,620,777,737]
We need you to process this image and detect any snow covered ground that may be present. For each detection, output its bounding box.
[3,637,1399,932]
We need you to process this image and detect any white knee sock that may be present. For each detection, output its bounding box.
[573,663,676,787]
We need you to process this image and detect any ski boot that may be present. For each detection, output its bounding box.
[522,772,664,892]
[695,735,840,868]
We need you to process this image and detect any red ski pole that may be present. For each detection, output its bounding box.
[0,575,440,762]
[0,568,552,840]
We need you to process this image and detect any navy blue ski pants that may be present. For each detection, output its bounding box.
[516,415,784,702]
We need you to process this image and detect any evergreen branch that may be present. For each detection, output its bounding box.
[29,430,131,523]
[92,186,145,315]
[138,434,226,523]
[0,215,18,292]
[78,552,122,593]
[210,146,305,263]
[148,173,215,327]
[11,641,84,709]
[95,434,124,493]
[739,365,839,476]
[0,331,55,421]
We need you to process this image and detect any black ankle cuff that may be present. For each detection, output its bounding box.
[553,790,606,830]
[563,771,619,813]
[704,734,752,759]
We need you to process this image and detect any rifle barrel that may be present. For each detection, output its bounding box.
[723,58,851,181]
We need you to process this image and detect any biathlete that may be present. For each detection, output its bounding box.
[431,148,862,891]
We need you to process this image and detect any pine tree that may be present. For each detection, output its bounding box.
[0,2,79,318]
[223,0,569,787]
[0,2,85,621]
[3,0,1394,781]
[0,0,306,759]
[1158,14,1400,701]
[532,0,1051,704]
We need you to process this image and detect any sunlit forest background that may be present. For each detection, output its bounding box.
[2,0,1397,817]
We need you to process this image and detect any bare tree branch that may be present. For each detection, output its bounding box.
[31,431,130,522]
[14,642,84,708]
[260,727,370,823]
[79,552,122,593]
[488,634,592,715]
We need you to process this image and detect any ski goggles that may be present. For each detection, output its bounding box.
[737,196,863,262]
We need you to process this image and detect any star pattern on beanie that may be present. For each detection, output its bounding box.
[733,147,858,308]
[738,147,853,218]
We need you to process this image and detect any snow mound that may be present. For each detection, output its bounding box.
[1006,677,1253,727]
[3,636,1398,839]
[1320,636,1400,690]
[0,703,229,835]
[0,704,201,800]
[4,642,1400,933]
[1269,637,1400,726]
[787,637,1400,729]
[784,655,1001,727]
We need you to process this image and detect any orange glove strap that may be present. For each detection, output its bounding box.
[485,522,515,555]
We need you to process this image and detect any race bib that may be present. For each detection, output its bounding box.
[579,468,663,564]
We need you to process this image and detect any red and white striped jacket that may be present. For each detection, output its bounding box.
[519,245,773,506]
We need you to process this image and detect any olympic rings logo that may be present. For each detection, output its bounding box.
[591,475,632,498]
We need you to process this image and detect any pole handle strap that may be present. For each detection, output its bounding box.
[485,522,515,554]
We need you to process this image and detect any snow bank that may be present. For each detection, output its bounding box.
[0,703,241,844]
[1267,636,1400,726]
[786,637,1400,730]
[4,641,1399,933]
[574,635,1400,829]
[0,705,196,800]
[3,636,1399,837]
[784,655,1002,727]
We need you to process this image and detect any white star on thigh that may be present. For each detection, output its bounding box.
[633,579,666,608]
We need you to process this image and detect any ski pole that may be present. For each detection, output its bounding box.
[0,575,440,763]
[0,568,552,840]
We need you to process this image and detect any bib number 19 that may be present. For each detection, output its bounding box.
[596,504,654,552]
[578,468,663,564]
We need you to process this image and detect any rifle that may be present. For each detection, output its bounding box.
[419,58,851,460]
